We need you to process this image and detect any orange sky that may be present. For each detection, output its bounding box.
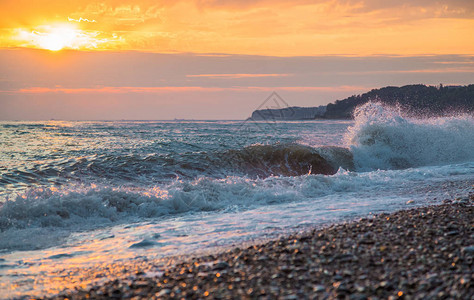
[0,1,473,120]
[1,0,473,55]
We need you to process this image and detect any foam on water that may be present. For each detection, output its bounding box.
[346,102,474,170]
[1,162,472,298]
[1,160,473,252]
[0,106,473,298]
[1,104,474,252]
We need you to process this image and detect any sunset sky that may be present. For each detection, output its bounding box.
[1,0,473,119]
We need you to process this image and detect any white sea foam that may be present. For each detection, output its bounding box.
[345,102,474,170]
[1,115,473,299]
[1,107,474,252]
[1,103,474,252]
[1,161,472,252]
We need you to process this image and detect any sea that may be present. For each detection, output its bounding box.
[0,102,473,298]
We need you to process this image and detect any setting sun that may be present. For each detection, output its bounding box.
[0,0,473,299]
[14,23,112,51]
[36,26,77,51]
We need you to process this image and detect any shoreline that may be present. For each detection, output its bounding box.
[46,197,473,299]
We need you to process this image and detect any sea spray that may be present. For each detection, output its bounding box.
[1,112,473,253]
[345,102,474,170]
[3,161,473,252]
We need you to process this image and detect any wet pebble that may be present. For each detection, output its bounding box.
[46,199,473,300]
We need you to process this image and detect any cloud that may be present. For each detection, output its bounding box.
[68,17,97,23]
[12,86,226,94]
[194,0,474,16]
[1,50,472,92]
[1,49,473,120]
[6,85,368,95]
[186,74,293,79]
[1,0,473,54]
[334,67,474,75]
[357,0,474,16]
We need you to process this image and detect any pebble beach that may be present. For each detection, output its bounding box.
[46,195,473,300]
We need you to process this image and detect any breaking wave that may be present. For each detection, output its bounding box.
[345,102,474,170]
[0,143,352,191]
[1,102,473,251]
[5,162,472,251]
[218,144,351,177]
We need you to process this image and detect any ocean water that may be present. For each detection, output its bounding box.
[0,103,473,298]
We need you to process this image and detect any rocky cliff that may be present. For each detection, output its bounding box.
[250,106,326,121]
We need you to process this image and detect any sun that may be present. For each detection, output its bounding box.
[15,23,109,51]
[36,26,78,51]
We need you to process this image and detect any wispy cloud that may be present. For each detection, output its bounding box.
[1,0,473,55]
[13,86,226,94]
[1,50,472,120]
[68,17,97,23]
[394,67,474,74]
[335,67,474,75]
[4,85,369,95]
[186,73,293,79]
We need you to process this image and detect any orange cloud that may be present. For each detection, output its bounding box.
[6,85,369,94]
[67,17,97,23]
[186,74,293,78]
[393,67,474,74]
[0,0,473,55]
[14,86,225,94]
[335,67,474,75]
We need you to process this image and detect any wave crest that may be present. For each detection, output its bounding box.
[222,144,339,177]
[345,102,474,170]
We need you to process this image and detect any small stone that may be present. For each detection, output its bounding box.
[313,285,325,292]
[336,283,350,293]
[336,253,356,262]
[461,245,474,254]
[445,230,460,236]
[257,255,269,261]
[280,265,291,273]
[333,274,343,281]
[350,293,368,300]
[342,269,353,276]
[355,284,365,292]
[212,261,229,270]
[133,280,149,288]
[112,289,121,295]
[156,289,171,297]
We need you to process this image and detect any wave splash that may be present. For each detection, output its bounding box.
[220,144,348,177]
[5,162,450,251]
[345,102,474,170]
[0,144,350,192]
[1,103,474,251]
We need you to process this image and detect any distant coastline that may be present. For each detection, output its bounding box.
[249,84,474,120]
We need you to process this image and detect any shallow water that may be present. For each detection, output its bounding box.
[0,103,473,298]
